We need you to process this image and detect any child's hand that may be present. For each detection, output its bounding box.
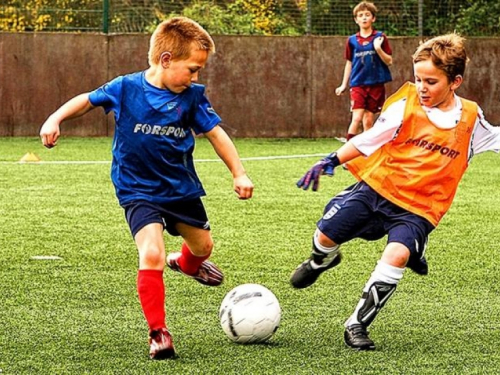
[40,117,61,148]
[335,85,346,96]
[374,36,384,50]
[296,152,338,191]
[233,174,254,200]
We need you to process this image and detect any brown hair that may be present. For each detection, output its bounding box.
[148,17,215,66]
[412,33,468,82]
[353,2,378,17]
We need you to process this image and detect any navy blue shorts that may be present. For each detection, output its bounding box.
[317,181,435,259]
[123,198,210,238]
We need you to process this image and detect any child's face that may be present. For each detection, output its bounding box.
[161,48,209,93]
[414,59,462,110]
[355,10,375,30]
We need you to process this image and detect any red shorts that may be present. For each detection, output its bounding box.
[350,84,386,113]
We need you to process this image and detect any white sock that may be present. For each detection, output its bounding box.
[345,260,405,327]
[310,229,340,270]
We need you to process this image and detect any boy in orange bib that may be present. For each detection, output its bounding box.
[292,34,500,350]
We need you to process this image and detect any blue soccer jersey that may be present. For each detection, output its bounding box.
[346,31,392,87]
[88,71,221,206]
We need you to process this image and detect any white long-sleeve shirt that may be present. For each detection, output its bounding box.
[351,95,500,161]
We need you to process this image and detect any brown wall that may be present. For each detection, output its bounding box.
[1,33,499,137]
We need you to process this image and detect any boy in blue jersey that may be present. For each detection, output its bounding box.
[335,2,393,142]
[40,17,254,360]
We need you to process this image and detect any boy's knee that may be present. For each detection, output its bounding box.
[200,240,214,255]
[316,229,338,248]
[351,115,363,124]
[381,243,410,268]
[187,239,213,257]
[140,246,165,268]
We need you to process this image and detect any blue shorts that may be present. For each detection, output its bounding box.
[123,199,210,238]
[317,181,435,260]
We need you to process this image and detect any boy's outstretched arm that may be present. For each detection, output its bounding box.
[204,125,254,200]
[40,93,94,148]
[335,60,352,96]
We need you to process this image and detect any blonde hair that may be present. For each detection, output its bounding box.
[413,33,469,82]
[148,17,215,66]
[353,2,378,17]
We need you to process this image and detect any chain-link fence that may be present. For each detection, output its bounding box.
[0,0,498,36]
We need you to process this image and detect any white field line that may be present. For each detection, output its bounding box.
[30,255,63,260]
[1,153,327,165]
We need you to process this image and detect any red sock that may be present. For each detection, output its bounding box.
[177,242,210,275]
[137,269,166,332]
[346,133,357,141]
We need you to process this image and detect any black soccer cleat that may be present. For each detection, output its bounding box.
[406,256,428,276]
[290,253,342,289]
[344,324,375,351]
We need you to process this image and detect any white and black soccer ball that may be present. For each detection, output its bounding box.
[219,283,281,344]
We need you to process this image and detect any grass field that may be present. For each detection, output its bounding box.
[1,137,500,374]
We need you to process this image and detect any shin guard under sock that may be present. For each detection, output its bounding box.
[346,260,404,327]
[137,269,166,332]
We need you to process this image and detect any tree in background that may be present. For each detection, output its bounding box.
[0,0,103,32]
[454,0,500,36]
[160,0,261,35]
[242,0,276,34]
[158,0,304,35]
[0,0,50,31]
[0,0,499,36]
[240,0,304,35]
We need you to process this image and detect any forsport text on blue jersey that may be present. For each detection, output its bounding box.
[133,123,187,138]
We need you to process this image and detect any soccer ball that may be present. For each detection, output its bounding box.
[219,283,281,344]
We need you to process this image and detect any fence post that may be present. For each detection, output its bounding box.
[418,0,423,38]
[306,0,311,35]
[103,0,109,33]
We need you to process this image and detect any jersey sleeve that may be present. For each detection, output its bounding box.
[344,37,353,61]
[381,33,392,55]
[88,76,124,114]
[351,98,405,156]
[471,107,500,155]
[191,88,222,135]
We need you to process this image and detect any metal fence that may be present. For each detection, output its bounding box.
[0,0,497,37]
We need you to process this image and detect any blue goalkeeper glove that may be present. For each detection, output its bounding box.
[296,152,340,191]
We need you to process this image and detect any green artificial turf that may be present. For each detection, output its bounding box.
[1,137,500,374]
